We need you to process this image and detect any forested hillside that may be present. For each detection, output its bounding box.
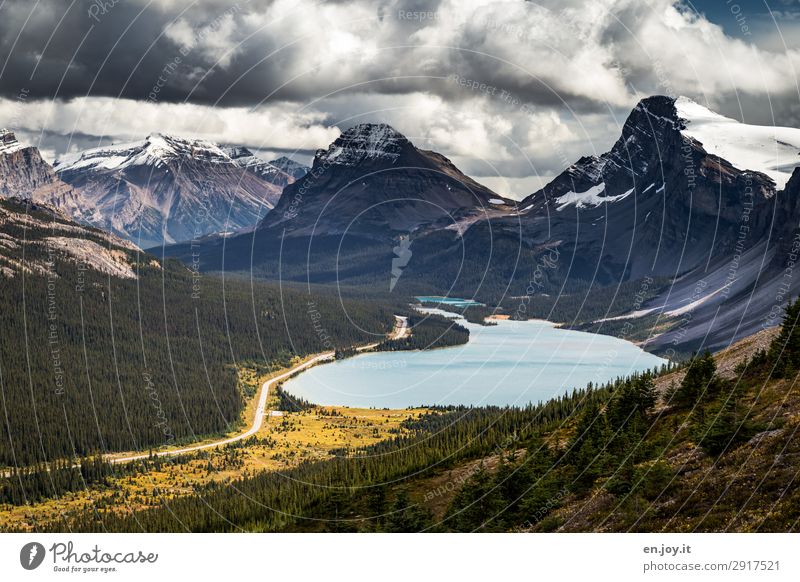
[0,244,395,466]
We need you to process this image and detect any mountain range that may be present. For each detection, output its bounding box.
[2,96,799,354]
[0,129,311,248]
[160,96,800,353]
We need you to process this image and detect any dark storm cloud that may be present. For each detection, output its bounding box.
[0,0,315,106]
[1,0,799,197]
[2,0,797,118]
[0,0,623,110]
[0,1,184,102]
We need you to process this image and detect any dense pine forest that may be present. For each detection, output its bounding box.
[0,236,396,466]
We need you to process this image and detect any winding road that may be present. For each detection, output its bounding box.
[108,315,410,464]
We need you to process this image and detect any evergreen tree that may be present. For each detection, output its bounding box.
[365,484,389,530]
[567,401,611,491]
[606,375,656,433]
[444,464,503,532]
[672,351,718,407]
[767,297,800,378]
[516,446,563,526]
[382,489,431,532]
[692,394,751,456]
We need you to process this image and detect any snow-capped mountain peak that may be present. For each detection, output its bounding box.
[54,133,233,173]
[526,95,799,213]
[675,96,800,190]
[140,133,230,163]
[222,147,308,181]
[224,146,279,174]
[46,134,309,247]
[315,123,408,166]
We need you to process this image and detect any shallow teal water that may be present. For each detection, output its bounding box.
[415,296,484,308]
[283,310,666,408]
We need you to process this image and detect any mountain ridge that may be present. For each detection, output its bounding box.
[505,95,800,351]
[8,96,799,354]
[48,133,310,247]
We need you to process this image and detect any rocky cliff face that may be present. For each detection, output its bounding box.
[0,130,74,202]
[268,156,309,181]
[510,95,780,282]
[224,147,308,189]
[0,196,143,280]
[0,134,143,279]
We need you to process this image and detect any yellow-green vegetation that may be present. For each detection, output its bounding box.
[0,364,426,532]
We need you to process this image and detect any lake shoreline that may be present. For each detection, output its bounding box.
[282,309,666,409]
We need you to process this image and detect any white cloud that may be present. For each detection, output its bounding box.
[176,0,799,110]
[474,175,555,200]
[0,96,339,156]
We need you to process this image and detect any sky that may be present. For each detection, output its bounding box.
[0,0,799,198]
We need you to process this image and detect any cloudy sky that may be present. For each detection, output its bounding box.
[1,0,798,198]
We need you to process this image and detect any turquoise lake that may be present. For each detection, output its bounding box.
[283,309,666,408]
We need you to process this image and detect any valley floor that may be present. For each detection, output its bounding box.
[3,316,798,532]
[1,392,426,531]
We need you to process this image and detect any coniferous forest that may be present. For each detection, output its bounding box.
[0,249,396,466]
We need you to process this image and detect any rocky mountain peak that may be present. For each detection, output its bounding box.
[269,156,309,179]
[134,132,231,164]
[54,133,234,175]
[614,95,684,150]
[222,147,309,186]
[225,145,255,159]
[630,95,681,121]
[612,94,800,191]
[0,129,25,155]
[260,122,504,239]
[314,123,409,167]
